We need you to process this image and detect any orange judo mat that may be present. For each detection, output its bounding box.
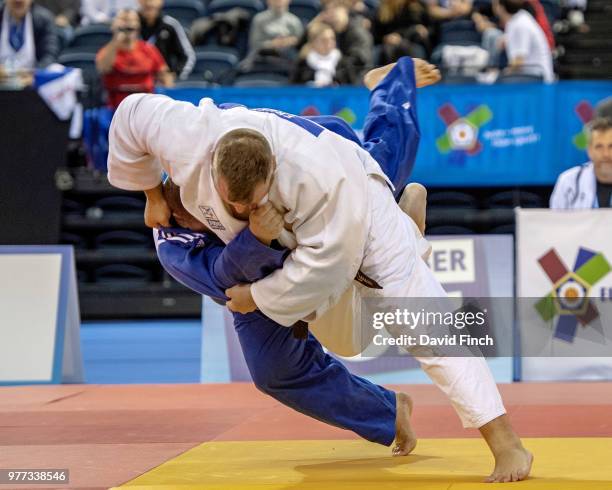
[0,383,611,489]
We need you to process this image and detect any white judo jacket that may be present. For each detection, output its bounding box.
[107,93,391,327]
[550,162,598,209]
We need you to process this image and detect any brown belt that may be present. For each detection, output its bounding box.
[291,270,382,340]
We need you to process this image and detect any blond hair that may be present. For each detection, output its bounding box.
[300,21,335,58]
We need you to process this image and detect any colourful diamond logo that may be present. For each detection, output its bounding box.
[536,247,611,342]
[572,100,595,150]
[436,104,492,156]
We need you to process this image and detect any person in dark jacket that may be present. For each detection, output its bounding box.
[0,0,60,71]
[372,0,431,63]
[138,0,195,80]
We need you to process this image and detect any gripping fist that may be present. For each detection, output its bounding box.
[249,202,284,246]
[144,195,172,228]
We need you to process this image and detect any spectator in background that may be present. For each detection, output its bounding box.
[372,0,431,63]
[36,0,80,39]
[138,0,195,80]
[81,0,138,25]
[493,0,554,82]
[550,118,612,209]
[248,0,303,55]
[474,0,553,74]
[291,21,355,85]
[310,1,372,77]
[0,0,59,76]
[96,9,173,109]
[427,0,489,75]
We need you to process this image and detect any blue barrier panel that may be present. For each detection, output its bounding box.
[159,81,612,187]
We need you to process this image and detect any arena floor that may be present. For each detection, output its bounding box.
[1,383,611,489]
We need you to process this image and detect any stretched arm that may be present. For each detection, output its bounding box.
[107,93,215,192]
[155,226,288,300]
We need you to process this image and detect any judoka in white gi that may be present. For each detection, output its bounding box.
[107,58,532,483]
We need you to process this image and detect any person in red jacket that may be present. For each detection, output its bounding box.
[95,9,174,109]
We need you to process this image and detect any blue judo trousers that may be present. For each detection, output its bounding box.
[159,57,420,446]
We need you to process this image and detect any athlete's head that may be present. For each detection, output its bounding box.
[211,128,275,216]
[587,118,612,184]
[162,179,209,232]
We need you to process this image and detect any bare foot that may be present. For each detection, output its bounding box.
[398,182,427,235]
[392,392,417,456]
[413,58,441,88]
[480,414,533,483]
[485,447,533,483]
[363,58,441,90]
[363,63,395,90]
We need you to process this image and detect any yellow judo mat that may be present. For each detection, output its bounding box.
[114,438,612,490]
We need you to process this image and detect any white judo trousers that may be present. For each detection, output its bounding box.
[310,176,506,429]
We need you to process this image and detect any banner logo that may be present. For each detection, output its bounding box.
[536,247,611,342]
[573,100,595,150]
[436,104,493,155]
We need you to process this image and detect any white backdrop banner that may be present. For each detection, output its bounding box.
[516,209,612,381]
[0,246,83,385]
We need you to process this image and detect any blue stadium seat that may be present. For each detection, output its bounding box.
[190,47,239,82]
[427,191,478,208]
[93,264,153,284]
[163,0,206,29]
[233,72,289,86]
[487,190,543,208]
[58,51,97,71]
[62,199,84,216]
[206,0,264,17]
[289,0,320,24]
[497,72,544,84]
[94,231,151,249]
[174,80,215,87]
[426,225,476,235]
[488,224,515,234]
[93,196,146,212]
[61,232,88,249]
[67,24,112,53]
